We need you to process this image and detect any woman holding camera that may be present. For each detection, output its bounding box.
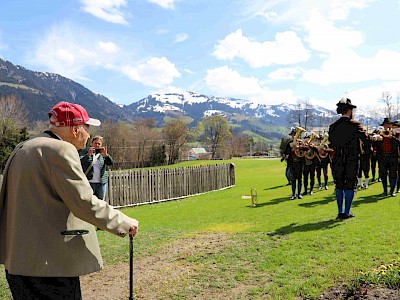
[80,136,114,200]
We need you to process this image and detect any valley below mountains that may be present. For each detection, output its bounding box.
[0,58,379,145]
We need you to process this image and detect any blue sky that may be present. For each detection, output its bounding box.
[1,0,400,110]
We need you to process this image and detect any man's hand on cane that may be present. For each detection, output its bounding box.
[129,220,139,237]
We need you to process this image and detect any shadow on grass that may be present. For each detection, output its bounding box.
[298,196,336,208]
[246,196,293,208]
[352,193,388,207]
[267,219,342,236]
[263,184,290,191]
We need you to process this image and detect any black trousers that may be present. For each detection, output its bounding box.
[357,155,370,178]
[6,270,82,300]
[332,154,358,190]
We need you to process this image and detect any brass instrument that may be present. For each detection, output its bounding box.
[318,132,331,159]
[381,128,393,137]
[304,132,318,160]
[294,140,306,157]
[290,126,306,157]
[289,126,306,148]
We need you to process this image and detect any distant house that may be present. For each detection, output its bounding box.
[184,147,212,160]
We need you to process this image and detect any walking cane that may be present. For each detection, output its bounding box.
[129,235,134,300]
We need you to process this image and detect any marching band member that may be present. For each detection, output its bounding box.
[302,133,319,195]
[357,138,372,189]
[329,97,368,219]
[375,118,399,197]
[316,133,331,190]
[370,128,380,182]
[284,127,305,200]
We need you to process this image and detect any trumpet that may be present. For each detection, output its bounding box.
[381,128,392,137]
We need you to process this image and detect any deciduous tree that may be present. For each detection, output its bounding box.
[0,96,29,172]
[200,115,231,159]
[162,118,188,165]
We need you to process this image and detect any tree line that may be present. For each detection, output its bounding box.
[0,96,259,172]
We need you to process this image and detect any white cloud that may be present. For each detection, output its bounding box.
[98,41,120,53]
[213,29,310,68]
[303,49,400,85]
[205,66,262,96]
[302,11,364,53]
[80,0,129,25]
[244,0,374,23]
[183,68,196,75]
[174,33,189,43]
[250,89,299,105]
[345,82,400,107]
[268,67,303,80]
[121,57,181,87]
[146,0,176,9]
[30,23,121,80]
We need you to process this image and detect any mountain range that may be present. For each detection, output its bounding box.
[0,58,379,144]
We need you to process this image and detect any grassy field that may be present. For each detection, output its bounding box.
[1,158,400,299]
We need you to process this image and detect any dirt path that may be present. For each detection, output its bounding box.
[81,233,232,300]
[81,232,400,300]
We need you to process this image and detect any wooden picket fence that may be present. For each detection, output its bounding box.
[105,163,235,208]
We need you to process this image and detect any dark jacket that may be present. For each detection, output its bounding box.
[79,148,114,185]
[328,116,368,157]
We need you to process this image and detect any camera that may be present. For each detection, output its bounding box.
[95,148,102,154]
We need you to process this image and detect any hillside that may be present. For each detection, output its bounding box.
[0,58,381,145]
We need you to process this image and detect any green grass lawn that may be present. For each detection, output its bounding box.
[1,158,400,299]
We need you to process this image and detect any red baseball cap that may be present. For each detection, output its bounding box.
[48,101,101,127]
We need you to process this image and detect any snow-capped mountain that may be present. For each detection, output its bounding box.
[0,56,381,144]
[125,91,335,126]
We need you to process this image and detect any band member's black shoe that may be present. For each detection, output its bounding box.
[371,178,375,182]
[290,195,296,200]
[325,185,329,190]
[343,213,355,219]
[297,194,303,199]
[336,213,345,219]
[391,192,396,197]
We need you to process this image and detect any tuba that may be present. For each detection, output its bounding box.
[290,126,306,148]
[290,127,306,157]
[304,132,318,160]
[318,132,331,159]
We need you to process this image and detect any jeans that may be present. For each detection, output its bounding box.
[90,182,106,200]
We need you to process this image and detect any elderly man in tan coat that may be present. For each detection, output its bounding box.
[0,101,139,299]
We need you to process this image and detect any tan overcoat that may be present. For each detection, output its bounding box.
[0,132,136,277]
